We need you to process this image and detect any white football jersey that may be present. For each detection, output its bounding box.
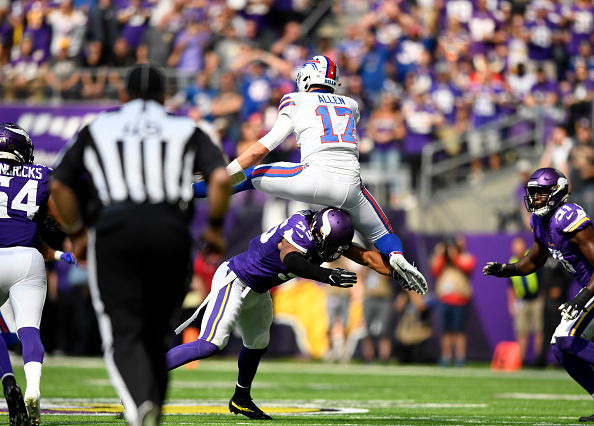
[279,91,361,176]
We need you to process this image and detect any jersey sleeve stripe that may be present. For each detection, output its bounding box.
[563,209,588,232]
[278,101,295,111]
[252,165,305,178]
[283,230,308,254]
[567,216,590,233]
[280,95,292,104]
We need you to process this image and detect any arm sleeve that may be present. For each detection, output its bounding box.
[258,114,293,151]
[282,251,332,283]
[191,127,228,181]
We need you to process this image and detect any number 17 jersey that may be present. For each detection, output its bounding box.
[279,91,361,176]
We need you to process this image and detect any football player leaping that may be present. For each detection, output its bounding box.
[169,207,405,420]
[192,55,428,296]
[484,167,594,423]
[0,124,78,426]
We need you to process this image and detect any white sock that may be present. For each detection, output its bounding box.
[24,361,42,400]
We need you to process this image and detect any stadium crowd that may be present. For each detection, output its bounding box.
[2,0,594,204]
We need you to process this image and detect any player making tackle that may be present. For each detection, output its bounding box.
[484,167,594,422]
[168,207,408,420]
[192,55,428,296]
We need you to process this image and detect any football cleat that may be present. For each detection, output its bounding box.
[25,396,40,426]
[390,253,428,295]
[580,413,594,422]
[3,378,28,426]
[229,396,272,420]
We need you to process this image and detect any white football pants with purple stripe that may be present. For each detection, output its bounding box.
[199,262,273,350]
[250,162,393,243]
[0,247,46,330]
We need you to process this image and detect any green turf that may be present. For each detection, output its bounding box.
[4,355,593,425]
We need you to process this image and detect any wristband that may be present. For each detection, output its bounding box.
[226,159,246,185]
[54,250,64,262]
[504,263,517,276]
[576,287,593,305]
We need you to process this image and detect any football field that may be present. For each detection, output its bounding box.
[3,355,593,425]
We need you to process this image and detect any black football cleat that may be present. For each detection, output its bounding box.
[3,379,28,426]
[229,396,272,420]
[580,413,594,422]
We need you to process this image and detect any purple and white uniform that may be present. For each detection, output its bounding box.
[533,203,594,342]
[179,211,323,350]
[0,162,51,330]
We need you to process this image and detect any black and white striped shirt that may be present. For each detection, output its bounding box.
[53,99,227,222]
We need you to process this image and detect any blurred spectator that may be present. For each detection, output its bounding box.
[324,273,352,363]
[567,118,594,215]
[435,16,470,64]
[3,32,47,101]
[80,41,109,99]
[44,38,82,100]
[524,0,560,80]
[394,290,435,364]
[167,10,210,87]
[211,70,243,142]
[534,257,572,368]
[138,0,185,66]
[567,40,594,82]
[465,65,508,180]
[561,61,593,134]
[506,236,544,364]
[467,0,504,59]
[348,30,390,95]
[366,91,405,207]
[393,25,426,84]
[498,159,533,232]
[402,80,443,191]
[87,0,119,65]
[269,20,302,61]
[110,36,134,68]
[361,269,395,364]
[46,0,87,59]
[117,0,151,54]
[538,124,572,178]
[431,235,476,367]
[23,0,52,64]
[566,0,594,58]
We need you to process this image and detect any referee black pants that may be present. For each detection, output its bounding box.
[87,204,191,425]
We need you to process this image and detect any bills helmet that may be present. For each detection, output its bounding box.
[524,167,569,217]
[311,208,354,262]
[296,55,340,93]
[0,123,34,164]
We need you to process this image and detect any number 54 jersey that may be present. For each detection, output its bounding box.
[0,163,51,249]
[279,92,361,176]
[531,203,594,288]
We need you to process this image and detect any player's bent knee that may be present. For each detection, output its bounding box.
[244,332,270,350]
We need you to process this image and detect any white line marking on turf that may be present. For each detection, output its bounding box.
[495,392,591,400]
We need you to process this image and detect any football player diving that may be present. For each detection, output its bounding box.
[484,167,594,422]
[191,54,428,297]
[169,207,407,420]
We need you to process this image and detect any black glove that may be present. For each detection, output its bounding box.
[559,288,593,321]
[483,262,516,278]
[327,268,357,288]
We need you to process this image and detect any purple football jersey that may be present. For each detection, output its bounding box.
[0,163,51,249]
[531,203,594,288]
[228,211,322,293]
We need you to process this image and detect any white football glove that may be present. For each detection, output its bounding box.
[389,253,428,295]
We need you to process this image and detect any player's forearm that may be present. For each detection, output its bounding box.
[206,167,231,223]
[507,256,538,276]
[49,179,84,235]
[235,142,269,170]
[344,246,391,276]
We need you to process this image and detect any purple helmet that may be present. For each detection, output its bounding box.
[0,123,33,164]
[524,167,569,217]
[311,208,354,261]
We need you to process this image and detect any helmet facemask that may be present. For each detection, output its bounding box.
[524,179,569,217]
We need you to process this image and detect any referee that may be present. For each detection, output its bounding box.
[50,64,231,426]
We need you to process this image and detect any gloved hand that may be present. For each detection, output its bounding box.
[60,252,79,267]
[559,288,593,321]
[483,262,515,278]
[327,268,357,288]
